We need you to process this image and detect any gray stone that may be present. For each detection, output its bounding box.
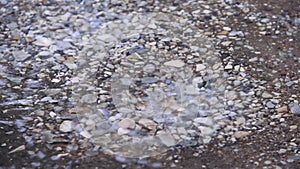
[295,18,300,27]
[157,131,176,147]
[262,91,273,99]
[12,50,30,61]
[143,64,156,73]
[289,102,300,115]
[266,101,275,109]
[33,37,53,47]
[198,126,214,136]
[80,94,97,104]
[141,77,158,84]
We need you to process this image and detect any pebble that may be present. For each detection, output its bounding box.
[12,50,30,61]
[8,145,26,154]
[164,60,185,68]
[295,18,300,27]
[289,102,300,115]
[262,91,273,99]
[266,101,275,109]
[234,131,250,139]
[138,118,157,133]
[33,37,53,47]
[59,120,73,132]
[118,118,136,129]
[157,131,176,147]
[195,64,206,71]
[276,106,288,113]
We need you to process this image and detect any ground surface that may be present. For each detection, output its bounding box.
[0,0,299,169]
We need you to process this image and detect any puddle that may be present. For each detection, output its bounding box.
[73,13,226,158]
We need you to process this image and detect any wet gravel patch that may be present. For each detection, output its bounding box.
[0,0,299,168]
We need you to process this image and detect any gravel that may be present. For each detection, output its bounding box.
[0,0,299,168]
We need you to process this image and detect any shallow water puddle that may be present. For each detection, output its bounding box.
[73,13,227,158]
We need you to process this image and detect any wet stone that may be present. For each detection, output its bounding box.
[157,131,176,147]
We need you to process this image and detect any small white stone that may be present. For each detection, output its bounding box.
[195,64,206,72]
[223,27,232,31]
[221,41,232,47]
[49,111,56,117]
[117,128,130,135]
[198,126,214,136]
[224,63,233,70]
[80,130,92,138]
[157,131,176,147]
[194,117,214,126]
[59,120,73,132]
[164,60,185,68]
[33,37,53,47]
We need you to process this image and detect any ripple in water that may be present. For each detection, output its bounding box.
[73,13,226,158]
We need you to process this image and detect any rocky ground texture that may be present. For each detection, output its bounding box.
[0,0,299,168]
